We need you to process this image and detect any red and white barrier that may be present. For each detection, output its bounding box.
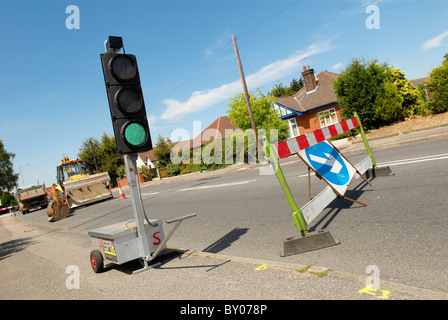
[0,206,14,214]
[274,117,359,159]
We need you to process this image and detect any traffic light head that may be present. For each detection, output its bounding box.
[100,43,152,155]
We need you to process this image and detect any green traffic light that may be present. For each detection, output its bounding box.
[124,122,147,146]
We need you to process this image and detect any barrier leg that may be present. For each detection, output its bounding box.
[265,143,308,236]
[354,111,376,169]
[354,112,394,178]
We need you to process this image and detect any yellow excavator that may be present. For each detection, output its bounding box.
[47,157,113,222]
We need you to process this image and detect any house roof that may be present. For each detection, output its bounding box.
[409,76,430,87]
[276,70,340,113]
[187,116,238,150]
[140,116,238,163]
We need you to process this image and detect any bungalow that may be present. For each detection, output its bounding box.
[409,76,432,101]
[274,66,342,138]
[137,116,238,167]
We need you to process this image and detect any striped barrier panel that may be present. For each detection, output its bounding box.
[274,117,359,159]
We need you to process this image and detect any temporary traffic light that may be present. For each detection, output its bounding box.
[100,37,152,154]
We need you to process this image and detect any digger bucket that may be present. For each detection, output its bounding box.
[63,172,113,208]
[47,201,70,222]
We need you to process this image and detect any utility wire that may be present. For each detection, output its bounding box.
[160,0,429,102]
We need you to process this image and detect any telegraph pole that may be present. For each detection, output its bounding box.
[232,35,260,159]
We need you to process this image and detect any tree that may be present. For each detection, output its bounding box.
[333,58,390,130]
[388,66,425,116]
[227,89,289,142]
[77,133,124,186]
[152,134,173,168]
[0,139,19,191]
[96,133,124,184]
[288,78,304,94]
[425,53,448,113]
[375,81,404,124]
[269,78,304,97]
[78,137,101,173]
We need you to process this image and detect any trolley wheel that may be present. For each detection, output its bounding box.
[90,250,104,273]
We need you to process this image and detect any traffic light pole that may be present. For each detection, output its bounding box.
[123,154,154,264]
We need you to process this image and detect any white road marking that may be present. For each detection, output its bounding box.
[377,153,448,167]
[140,192,160,196]
[178,179,258,192]
[296,153,448,177]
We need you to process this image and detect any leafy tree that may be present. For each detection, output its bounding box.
[269,78,304,97]
[1,191,17,207]
[77,133,124,186]
[425,53,448,113]
[333,58,390,130]
[227,89,289,142]
[388,67,425,116]
[78,137,101,172]
[97,133,124,184]
[152,134,173,168]
[375,81,404,124]
[0,139,19,191]
[269,82,288,97]
[288,78,304,94]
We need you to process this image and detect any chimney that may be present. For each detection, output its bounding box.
[302,66,317,92]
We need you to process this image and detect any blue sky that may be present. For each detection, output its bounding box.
[1,0,447,187]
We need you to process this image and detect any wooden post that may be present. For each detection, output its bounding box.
[232,35,260,159]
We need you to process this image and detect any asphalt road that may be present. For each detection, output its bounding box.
[14,136,448,294]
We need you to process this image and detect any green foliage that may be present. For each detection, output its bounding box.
[1,191,17,207]
[77,137,101,172]
[333,58,389,130]
[388,67,425,117]
[334,58,428,130]
[77,133,124,187]
[0,139,19,191]
[138,165,153,179]
[153,134,173,168]
[425,54,448,113]
[166,163,180,177]
[227,89,289,142]
[269,78,304,97]
[375,81,404,124]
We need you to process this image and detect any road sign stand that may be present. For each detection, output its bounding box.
[267,115,392,256]
[295,148,370,207]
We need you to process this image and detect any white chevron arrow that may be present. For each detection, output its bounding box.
[309,153,343,174]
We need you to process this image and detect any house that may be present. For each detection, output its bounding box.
[137,148,157,168]
[175,116,238,153]
[274,66,342,137]
[137,116,238,167]
[409,76,432,101]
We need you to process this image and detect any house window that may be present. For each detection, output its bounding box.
[288,118,299,137]
[317,108,338,127]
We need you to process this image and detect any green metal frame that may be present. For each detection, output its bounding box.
[263,142,309,236]
[353,111,376,169]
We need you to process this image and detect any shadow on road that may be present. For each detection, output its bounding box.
[202,228,249,254]
[0,238,38,262]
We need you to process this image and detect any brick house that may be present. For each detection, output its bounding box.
[274,66,342,137]
[137,116,238,168]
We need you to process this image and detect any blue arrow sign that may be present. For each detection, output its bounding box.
[305,141,351,186]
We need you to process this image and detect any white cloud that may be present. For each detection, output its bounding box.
[332,62,344,70]
[160,40,334,121]
[422,30,448,50]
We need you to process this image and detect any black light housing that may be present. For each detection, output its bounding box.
[100,37,152,154]
[105,36,123,51]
